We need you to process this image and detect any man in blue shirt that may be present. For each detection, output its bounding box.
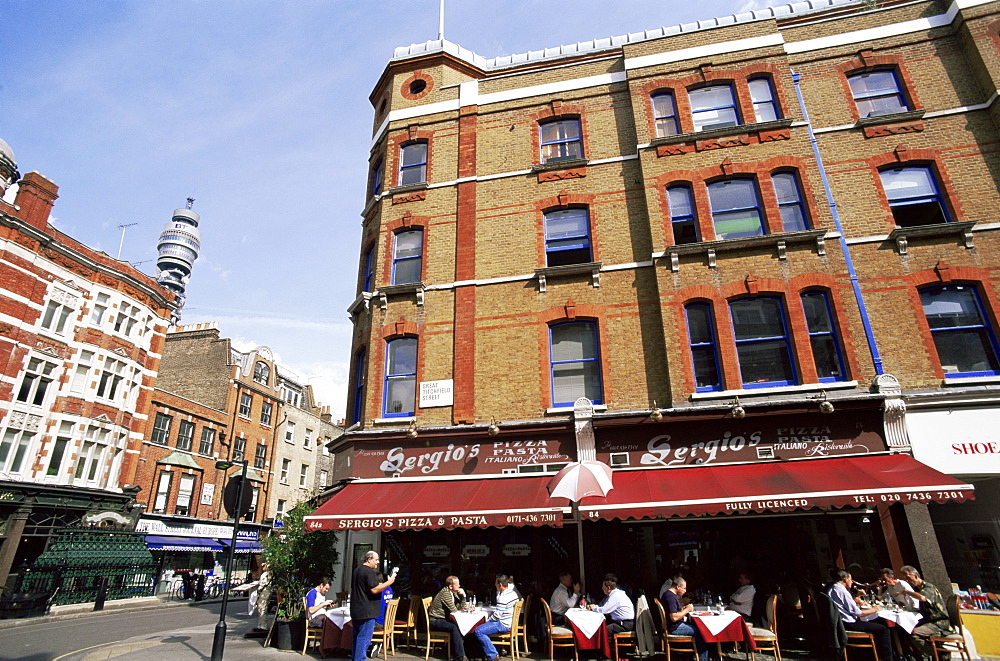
[661,576,708,661]
[473,574,519,661]
[589,579,635,634]
[827,570,891,661]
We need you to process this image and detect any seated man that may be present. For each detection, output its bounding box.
[549,571,581,625]
[589,578,635,634]
[899,565,954,661]
[474,574,519,661]
[877,568,919,610]
[827,570,892,661]
[428,575,469,661]
[661,576,708,661]
[728,573,756,620]
[306,577,334,627]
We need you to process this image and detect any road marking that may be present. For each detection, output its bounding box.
[52,640,123,660]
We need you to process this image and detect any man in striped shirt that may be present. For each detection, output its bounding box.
[473,574,519,661]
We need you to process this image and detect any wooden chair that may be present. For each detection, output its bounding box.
[611,598,638,661]
[302,596,325,656]
[540,597,578,661]
[420,596,453,661]
[488,599,523,660]
[373,598,400,659]
[929,594,972,661]
[747,594,782,661]
[392,596,420,651]
[843,630,878,661]
[337,590,350,604]
[653,598,697,661]
[515,593,531,657]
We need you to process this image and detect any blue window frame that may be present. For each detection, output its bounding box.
[848,69,908,117]
[352,348,366,424]
[362,247,375,292]
[399,142,427,186]
[879,166,949,227]
[689,84,740,132]
[801,291,846,382]
[730,297,797,387]
[383,337,417,417]
[708,178,765,240]
[371,159,383,196]
[549,321,603,407]
[652,93,679,138]
[920,285,1000,377]
[749,77,780,123]
[539,119,583,163]
[544,208,592,267]
[667,185,699,245]
[685,302,722,391]
[772,171,809,232]
[391,229,423,285]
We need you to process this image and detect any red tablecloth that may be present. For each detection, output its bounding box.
[691,612,756,651]
[321,617,354,657]
[564,610,611,658]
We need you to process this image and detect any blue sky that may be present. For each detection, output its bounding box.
[2,0,771,418]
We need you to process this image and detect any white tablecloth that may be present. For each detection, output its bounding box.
[565,608,605,639]
[451,609,487,635]
[691,610,742,637]
[877,609,921,634]
[326,606,351,629]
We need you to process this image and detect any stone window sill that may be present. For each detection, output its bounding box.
[888,221,975,254]
[662,229,828,271]
[535,262,602,292]
[375,283,425,308]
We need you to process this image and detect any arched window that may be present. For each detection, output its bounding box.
[652,93,679,137]
[729,297,796,387]
[801,291,846,382]
[392,229,423,285]
[708,178,765,240]
[667,185,699,245]
[685,302,722,391]
[539,119,583,163]
[848,69,908,117]
[549,321,603,407]
[544,208,592,266]
[772,171,809,232]
[689,84,740,132]
[748,77,780,123]
[920,285,1000,377]
[399,142,427,186]
[383,337,417,417]
[879,166,949,227]
[253,361,270,385]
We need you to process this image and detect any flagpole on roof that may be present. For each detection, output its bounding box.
[438,0,445,41]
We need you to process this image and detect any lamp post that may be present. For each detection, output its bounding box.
[211,458,249,661]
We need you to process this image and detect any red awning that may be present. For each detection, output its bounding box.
[304,475,568,532]
[577,454,974,521]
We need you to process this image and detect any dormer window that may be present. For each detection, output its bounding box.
[253,361,270,385]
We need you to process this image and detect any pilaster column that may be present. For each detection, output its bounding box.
[0,505,32,589]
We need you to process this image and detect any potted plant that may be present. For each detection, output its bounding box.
[262,501,340,650]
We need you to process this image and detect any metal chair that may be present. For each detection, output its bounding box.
[488,599,523,660]
[929,594,972,661]
[420,596,453,661]
[301,596,324,656]
[540,597,578,661]
[653,598,697,661]
[747,594,782,661]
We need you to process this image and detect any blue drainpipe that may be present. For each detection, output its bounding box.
[791,71,884,375]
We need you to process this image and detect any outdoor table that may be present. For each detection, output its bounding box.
[451,608,489,635]
[691,610,755,656]
[564,607,611,658]
[322,606,354,657]
[877,608,921,634]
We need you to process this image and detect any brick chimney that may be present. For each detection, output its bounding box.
[14,171,59,231]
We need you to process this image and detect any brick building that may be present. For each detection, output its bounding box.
[310,0,1000,599]
[0,139,178,589]
[128,322,341,579]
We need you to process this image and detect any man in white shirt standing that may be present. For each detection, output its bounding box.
[474,574,519,661]
[589,579,635,633]
[728,572,756,619]
[549,572,582,625]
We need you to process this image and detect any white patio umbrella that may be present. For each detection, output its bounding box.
[547,460,614,592]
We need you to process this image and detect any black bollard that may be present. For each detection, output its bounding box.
[94,575,109,611]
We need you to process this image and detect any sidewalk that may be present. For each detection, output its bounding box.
[0,593,230,630]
